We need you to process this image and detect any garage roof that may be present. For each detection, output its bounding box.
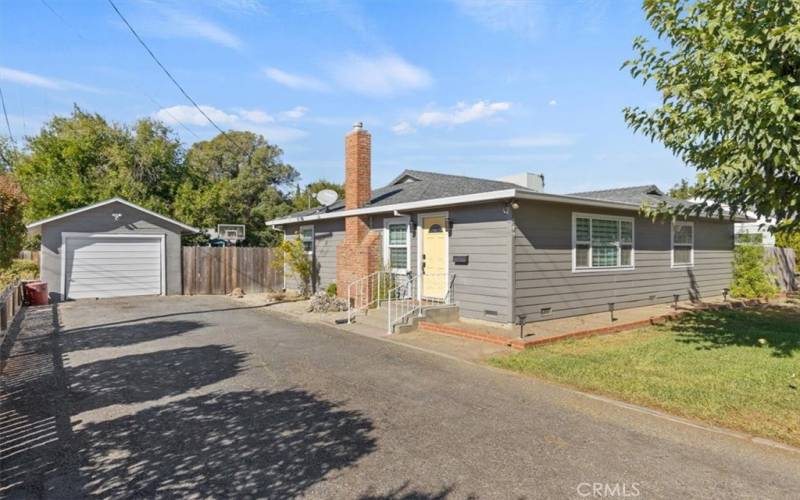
[26,198,199,234]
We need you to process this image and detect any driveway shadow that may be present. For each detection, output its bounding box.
[67,345,248,414]
[74,390,377,498]
[59,319,206,352]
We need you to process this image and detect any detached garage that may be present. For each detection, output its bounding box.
[26,198,198,301]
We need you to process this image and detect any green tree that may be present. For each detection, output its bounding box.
[668,178,696,200]
[624,0,800,233]
[174,131,298,246]
[289,179,344,212]
[0,174,28,267]
[776,230,800,266]
[12,106,184,221]
[731,240,779,299]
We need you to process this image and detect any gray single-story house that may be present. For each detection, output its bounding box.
[26,198,198,301]
[267,124,741,326]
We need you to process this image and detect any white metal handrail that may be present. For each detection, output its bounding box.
[386,272,455,334]
[346,270,393,324]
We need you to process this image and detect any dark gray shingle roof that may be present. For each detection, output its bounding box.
[286,169,527,218]
[567,185,695,209]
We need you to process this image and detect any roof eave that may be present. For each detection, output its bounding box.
[25,197,200,234]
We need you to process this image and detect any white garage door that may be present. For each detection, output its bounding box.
[65,235,163,299]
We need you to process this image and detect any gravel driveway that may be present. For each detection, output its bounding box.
[2,295,798,499]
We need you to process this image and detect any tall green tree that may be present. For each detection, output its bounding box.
[624,0,800,232]
[174,131,298,246]
[668,178,696,200]
[12,106,184,221]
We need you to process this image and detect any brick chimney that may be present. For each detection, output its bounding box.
[345,122,371,210]
[336,122,380,301]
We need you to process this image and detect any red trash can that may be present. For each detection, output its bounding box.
[24,281,49,306]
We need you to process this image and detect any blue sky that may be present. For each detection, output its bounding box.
[0,0,685,194]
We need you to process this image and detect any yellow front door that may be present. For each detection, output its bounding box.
[421,215,447,298]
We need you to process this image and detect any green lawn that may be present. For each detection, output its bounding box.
[489,302,800,447]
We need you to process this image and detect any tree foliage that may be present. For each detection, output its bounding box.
[288,179,344,213]
[624,0,800,232]
[12,106,184,220]
[273,236,312,296]
[0,174,28,267]
[5,107,308,247]
[731,241,780,299]
[667,178,696,200]
[174,131,298,246]
[775,230,800,265]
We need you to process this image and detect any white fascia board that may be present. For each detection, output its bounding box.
[265,189,518,226]
[26,197,200,233]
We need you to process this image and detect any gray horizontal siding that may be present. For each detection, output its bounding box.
[40,201,185,299]
[513,200,734,322]
[448,203,512,322]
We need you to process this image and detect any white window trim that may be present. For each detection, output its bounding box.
[299,225,314,256]
[383,216,411,274]
[671,220,695,268]
[571,212,636,273]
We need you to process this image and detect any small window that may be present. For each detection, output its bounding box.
[573,214,635,271]
[300,226,314,254]
[385,220,409,272]
[672,221,694,267]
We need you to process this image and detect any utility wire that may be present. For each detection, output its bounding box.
[38,0,200,141]
[0,85,15,144]
[106,0,247,154]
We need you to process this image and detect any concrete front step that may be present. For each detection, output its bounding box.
[344,304,460,334]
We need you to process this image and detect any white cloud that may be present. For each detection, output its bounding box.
[548,99,557,106]
[504,133,574,147]
[391,121,416,135]
[0,66,100,92]
[141,7,243,49]
[417,100,511,126]
[155,105,239,126]
[152,104,307,143]
[280,106,309,120]
[330,54,432,96]
[262,67,329,92]
[452,0,544,37]
[237,109,274,123]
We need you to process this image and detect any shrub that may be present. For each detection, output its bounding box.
[0,174,28,267]
[273,237,312,297]
[0,259,39,289]
[326,283,337,297]
[731,243,779,299]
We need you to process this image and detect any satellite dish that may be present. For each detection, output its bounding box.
[316,189,339,207]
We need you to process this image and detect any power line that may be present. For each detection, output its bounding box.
[37,0,201,141]
[106,0,246,154]
[0,85,15,144]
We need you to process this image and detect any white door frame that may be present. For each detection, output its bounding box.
[60,232,166,299]
[416,211,449,300]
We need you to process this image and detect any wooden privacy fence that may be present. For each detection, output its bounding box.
[766,247,797,292]
[0,280,25,334]
[182,247,283,295]
[18,251,40,263]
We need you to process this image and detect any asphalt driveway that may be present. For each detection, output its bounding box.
[2,296,799,499]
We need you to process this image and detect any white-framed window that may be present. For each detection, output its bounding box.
[299,225,314,255]
[383,217,410,273]
[671,221,694,267]
[572,213,635,271]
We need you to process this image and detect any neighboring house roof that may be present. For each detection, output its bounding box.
[266,170,747,226]
[25,197,199,234]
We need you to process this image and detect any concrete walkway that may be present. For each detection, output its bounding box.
[2,296,799,498]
